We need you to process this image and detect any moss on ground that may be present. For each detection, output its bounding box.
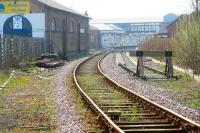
[0,69,57,132]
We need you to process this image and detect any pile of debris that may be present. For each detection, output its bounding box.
[36,54,65,68]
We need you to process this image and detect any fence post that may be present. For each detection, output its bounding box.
[0,35,2,67]
[41,38,45,54]
[2,37,5,67]
[11,38,14,66]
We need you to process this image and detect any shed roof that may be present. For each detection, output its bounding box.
[37,0,88,18]
[91,24,124,31]
[90,23,126,33]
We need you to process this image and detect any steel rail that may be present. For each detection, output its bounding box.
[73,52,200,132]
[73,53,124,133]
[143,64,179,79]
[98,53,200,133]
[118,59,178,80]
[118,52,179,80]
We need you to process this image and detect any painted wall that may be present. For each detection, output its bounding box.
[0,13,45,38]
[101,32,129,48]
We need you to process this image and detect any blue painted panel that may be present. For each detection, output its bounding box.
[3,15,32,37]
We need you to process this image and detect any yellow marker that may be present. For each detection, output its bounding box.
[0,0,30,14]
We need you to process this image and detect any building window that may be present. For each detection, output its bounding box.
[63,19,66,32]
[70,21,74,32]
[51,18,56,31]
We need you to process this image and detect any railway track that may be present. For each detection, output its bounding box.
[73,53,200,133]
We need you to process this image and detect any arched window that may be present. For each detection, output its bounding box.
[70,20,74,32]
[62,19,66,32]
[51,17,56,31]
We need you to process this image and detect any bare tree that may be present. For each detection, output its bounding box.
[173,14,200,78]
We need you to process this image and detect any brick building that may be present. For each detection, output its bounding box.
[89,25,101,49]
[167,15,185,38]
[30,0,89,58]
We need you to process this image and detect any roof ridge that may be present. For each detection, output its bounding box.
[36,0,88,18]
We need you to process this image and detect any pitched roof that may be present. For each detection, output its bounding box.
[37,0,88,18]
[166,14,186,29]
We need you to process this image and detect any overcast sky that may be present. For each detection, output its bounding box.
[54,0,193,19]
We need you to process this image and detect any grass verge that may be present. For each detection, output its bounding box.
[148,68,200,110]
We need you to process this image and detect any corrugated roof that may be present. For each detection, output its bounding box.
[89,25,99,30]
[37,0,88,18]
[91,17,164,24]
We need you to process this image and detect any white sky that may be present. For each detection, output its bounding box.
[54,0,193,19]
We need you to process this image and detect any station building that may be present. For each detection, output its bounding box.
[90,23,128,48]
[0,0,89,58]
[92,18,167,46]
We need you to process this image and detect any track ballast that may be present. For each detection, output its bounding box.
[73,53,200,133]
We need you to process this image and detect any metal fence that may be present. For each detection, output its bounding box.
[0,35,44,68]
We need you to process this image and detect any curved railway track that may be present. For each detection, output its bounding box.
[73,53,200,133]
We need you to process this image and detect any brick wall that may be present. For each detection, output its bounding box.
[89,29,101,49]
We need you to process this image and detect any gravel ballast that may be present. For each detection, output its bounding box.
[53,58,89,133]
[100,53,200,123]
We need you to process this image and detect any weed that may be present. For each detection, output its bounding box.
[0,73,9,84]
[0,76,31,95]
[77,74,140,124]
[89,127,102,133]
[130,105,138,121]
[121,105,138,122]
[148,69,200,110]
[0,69,56,132]
[18,59,37,73]
[0,99,4,111]
[69,75,101,132]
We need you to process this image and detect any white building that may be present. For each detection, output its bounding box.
[91,18,166,46]
[90,23,128,48]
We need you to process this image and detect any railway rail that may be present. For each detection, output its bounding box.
[119,52,178,80]
[73,53,200,133]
